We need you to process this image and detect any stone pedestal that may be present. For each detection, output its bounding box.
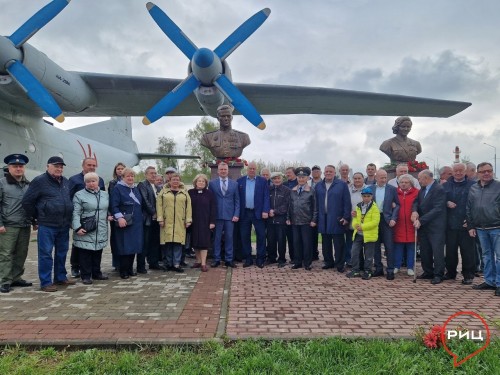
[208,162,244,180]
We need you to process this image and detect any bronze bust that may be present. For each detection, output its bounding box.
[379,116,422,164]
[201,105,251,159]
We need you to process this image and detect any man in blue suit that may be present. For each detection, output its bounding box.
[209,162,240,268]
[237,162,270,268]
[373,169,400,280]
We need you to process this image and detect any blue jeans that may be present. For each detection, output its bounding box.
[37,225,70,288]
[394,242,415,270]
[214,220,234,263]
[240,209,266,265]
[163,242,182,267]
[477,228,500,287]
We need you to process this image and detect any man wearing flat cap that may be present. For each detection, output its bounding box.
[22,156,75,292]
[287,167,318,270]
[0,154,34,293]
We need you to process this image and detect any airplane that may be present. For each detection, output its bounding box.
[0,0,471,180]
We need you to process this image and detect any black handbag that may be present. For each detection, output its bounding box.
[115,211,134,227]
[80,215,97,233]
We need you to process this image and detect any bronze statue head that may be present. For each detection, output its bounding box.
[392,116,412,135]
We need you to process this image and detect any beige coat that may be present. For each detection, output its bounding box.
[156,186,192,244]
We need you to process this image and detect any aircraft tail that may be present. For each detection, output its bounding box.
[67,117,138,153]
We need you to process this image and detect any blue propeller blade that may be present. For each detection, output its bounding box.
[9,0,71,48]
[214,74,265,129]
[214,8,270,61]
[146,2,198,60]
[143,74,200,125]
[6,60,64,122]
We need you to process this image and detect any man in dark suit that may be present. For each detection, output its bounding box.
[138,166,162,272]
[208,162,240,267]
[373,169,400,280]
[237,162,270,268]
[412,169,447,284]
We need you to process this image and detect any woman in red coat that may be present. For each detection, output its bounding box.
[393,174,420,275]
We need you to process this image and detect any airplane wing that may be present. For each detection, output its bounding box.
[76,72,470,118]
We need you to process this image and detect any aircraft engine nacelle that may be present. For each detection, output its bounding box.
[192,60,232,117]
[19,43,97,113]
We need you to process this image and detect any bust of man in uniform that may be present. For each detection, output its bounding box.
[379,116,422,164]
[201,105,251,159]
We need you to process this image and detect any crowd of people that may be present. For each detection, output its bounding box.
[0,152,498,298]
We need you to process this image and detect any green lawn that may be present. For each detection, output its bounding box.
[1,338,499,374]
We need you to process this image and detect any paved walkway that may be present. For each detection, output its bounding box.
[0,234,498,346]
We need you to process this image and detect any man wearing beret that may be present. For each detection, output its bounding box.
[0,154,34,293]
[22,156,75,292]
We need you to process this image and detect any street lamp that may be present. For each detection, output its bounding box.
[483,142,497,178]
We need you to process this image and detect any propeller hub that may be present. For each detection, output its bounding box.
[191,48,222,85]
[0,36,22,73]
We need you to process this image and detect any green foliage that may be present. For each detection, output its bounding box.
[182,117,218,182]
[1,338,499,374]
[156,136,178,175]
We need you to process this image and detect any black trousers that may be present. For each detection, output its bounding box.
[77,247,103,280]
[120,254,135,277]
[445,229,476,279]
[70,245,79,270]
[267,223,287,262]
[322,233,346,270]
[286,225,295,262]
[137,221,161,270]
[293,224,312,267]
[419,228,445,277]
[311,225,319,259]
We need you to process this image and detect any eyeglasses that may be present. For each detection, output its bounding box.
[478,169,493,174]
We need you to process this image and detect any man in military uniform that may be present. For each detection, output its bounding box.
[201,105,251,159]
[0,154,34,293]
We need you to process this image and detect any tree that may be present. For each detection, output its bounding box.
[156,136,178,175]
[182,117,218,181]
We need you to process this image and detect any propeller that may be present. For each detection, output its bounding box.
[143,3,270,130]
[0,0,70,122]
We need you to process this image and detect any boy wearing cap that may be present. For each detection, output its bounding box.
[346,187,380,280]
[0,154,33,293]
[22,156,75,292]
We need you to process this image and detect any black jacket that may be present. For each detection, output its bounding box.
[466,179,500,229]
[138,180,159,226]
[412,181,446,232]
[269,184,291,225]
[442,176,474,231]
[22,171,73,227]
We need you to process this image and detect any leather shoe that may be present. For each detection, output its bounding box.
[180,261,188,267]
[94,274,109,280]
[257,263,264,269]
[120,274,129,279]
[137,269,148,274]
[11,279,32,287]
[201,265,208,272]
[41,284,58,292]
[431,276,443,285]
[71,268,80,278]
[55,279,76,286]
[278,262,286,268]
[211,261,221,268]
[225,262,237,268]
[472,282,496,290]
[129,272,137,277]
[372,270,384,277]
[386,272,395,281]
[337,267,345,273]
[322,265,333,270]
[495,287,500,297]
[443,273,456,280]
[82,279,93,285]
[291,264,302,269]
[191,263,202,269]
[243,262,253,268]
[305,266,312,271]
[417,273,433,280]
[0,284,10,293]
[461,278,473,285]
[173,266,184,273]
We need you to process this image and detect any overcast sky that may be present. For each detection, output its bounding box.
[2,0,499,175]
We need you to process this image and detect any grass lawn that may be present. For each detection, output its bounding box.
[1,338,499,374]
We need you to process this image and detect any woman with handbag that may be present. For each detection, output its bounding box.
[110,168,144,279]
[72,172,111,284]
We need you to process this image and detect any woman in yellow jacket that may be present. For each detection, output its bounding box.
[346,187,380,280]
[156,173,192,272]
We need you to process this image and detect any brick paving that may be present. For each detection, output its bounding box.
[0,235,498,345]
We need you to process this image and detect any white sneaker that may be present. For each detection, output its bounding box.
[394,268,399,274]
[407,269,415,276]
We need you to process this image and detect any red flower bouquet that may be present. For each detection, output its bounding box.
[407,160,429,173]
